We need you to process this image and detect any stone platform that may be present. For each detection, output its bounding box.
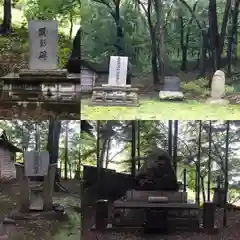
[91,85,139,106]
[125,190,187,202]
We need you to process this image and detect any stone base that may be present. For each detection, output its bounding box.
[159,91,184,100]
[91,224,218,234]
[206,98,229,105]
[91,86,139,106]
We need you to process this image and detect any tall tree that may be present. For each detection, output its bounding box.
[0,0,12,35]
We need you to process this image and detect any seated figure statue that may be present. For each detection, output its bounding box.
[135,148,179,191]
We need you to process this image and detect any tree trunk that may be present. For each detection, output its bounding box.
[168,120,173,158]
[0,0,12,35]
[64,121,69,180]
[154,0,165,86]
[208,0,221,71]
[114,2,125,55]
[131,121,136,177]
[227,0,240,74]
[69,11,74,40]
[47,120,61,165]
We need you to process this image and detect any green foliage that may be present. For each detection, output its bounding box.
[182,78,209,97]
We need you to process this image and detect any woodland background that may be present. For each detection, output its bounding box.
[81,120,240,203]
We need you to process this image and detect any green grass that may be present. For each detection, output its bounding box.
[81,99,240,120]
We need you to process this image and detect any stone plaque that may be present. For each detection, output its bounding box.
[108,56,128,86]
[163,76,181,91]
[28,20,58,70]
[24,151,49,176]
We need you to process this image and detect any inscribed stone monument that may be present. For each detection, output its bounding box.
[159,76,184,100]
[24,151,50,177]
[206,70,229,104]
[28,20,58,70]
[106,56,129,86]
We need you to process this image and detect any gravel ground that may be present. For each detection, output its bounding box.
[83,206,240,240]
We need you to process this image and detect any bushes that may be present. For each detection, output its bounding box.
[181,78,209,97]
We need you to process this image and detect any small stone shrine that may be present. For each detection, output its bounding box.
[159,76,184,100]
[15,151,57,212]
[0,20,80,106]
[206,70,229,105]
[91,56,139,106]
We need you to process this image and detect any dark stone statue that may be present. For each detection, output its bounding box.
[66,28,81,73]
[135,149,179,191]
[81,120,93,136]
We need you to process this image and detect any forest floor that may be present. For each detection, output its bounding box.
[83,203,240,240]
[0,179,80,240]
[0,102,80,120]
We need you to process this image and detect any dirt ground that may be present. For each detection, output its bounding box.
[0,179,80,240]
[83,204,240,240]
[0,103,79,120]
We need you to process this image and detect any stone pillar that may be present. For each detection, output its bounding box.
[43,163,57,211]
[95,200,108,229]
[203,202,216,230]
[15,163,30,213]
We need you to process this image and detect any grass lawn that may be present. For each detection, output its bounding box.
[81,99,240,120]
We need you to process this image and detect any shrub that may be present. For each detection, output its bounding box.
[181,78,209,97]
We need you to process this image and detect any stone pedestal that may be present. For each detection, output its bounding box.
[43,163,57,211]
[15,163,30,213]
[91,86,139,106]
[203,202,216,230]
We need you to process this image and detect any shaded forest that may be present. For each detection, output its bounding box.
[0,120,81,179]
[81,0,240,87]
[81,120,240,203]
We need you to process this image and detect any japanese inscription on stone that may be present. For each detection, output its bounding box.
[28,20,58,70]
[24,151,50,176]
[108,56,128,86]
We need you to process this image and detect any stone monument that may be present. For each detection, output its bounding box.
[15,151,57,212]
[28,20,58,70]
[206,70,229,104]
[159,76,184,100]
[91,56,139,106]
[1,20,80,108]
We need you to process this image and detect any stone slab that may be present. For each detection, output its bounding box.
[91,224,217,234]
[159,91,184,100]
[108,56,128,86]
[113,200,198,209]
[206,98,229,105]
[125,190,187,202]
[28,20,58,70]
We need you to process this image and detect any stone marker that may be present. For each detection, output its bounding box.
[24,151,49,177]
[105,56,129,86]
[159,76,184,100]
[15,163,30,213]
[206,70,229,104]
[28,20,58,70]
